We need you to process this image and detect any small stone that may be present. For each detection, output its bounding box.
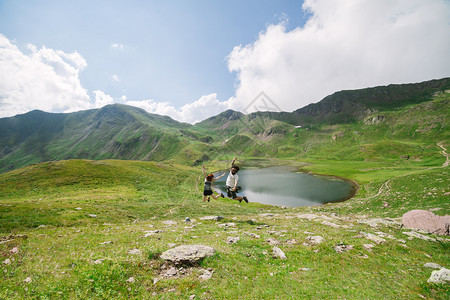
[165,267,178,277]
[273,246,287,259]
[363,233,386,244]
[75,207,82,210]
[200,216,224,221]
[363,244,374,250]
[10,247,19,254]
[88,214,97,218]
[300,268,311,271]
[163,220,177,226]
[126,277,135,283]
[218,223,236,228]
[424,263,442,269]
[100,241,114,245]
[227,236,240,244]
[128,248,142,255]
[185,217,191,222]
[3,259,11,265]
[93,259,105,264]
[198,269,213,280]
[304,236,325,246]
[190,295,196,300]
[266,237,280,246]
[153,278,159,284]
[334,244,354,253]
[427,268,450,284]
[24,277,32,283]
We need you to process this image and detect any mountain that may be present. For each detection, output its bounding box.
[0,104,212,172]
[260,77,450,126]
[1,78,449,173]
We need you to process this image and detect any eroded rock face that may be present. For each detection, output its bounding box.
[402,210,450,236]
[160,245,215,264]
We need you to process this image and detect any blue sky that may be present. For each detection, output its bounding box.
[1,0,449,123]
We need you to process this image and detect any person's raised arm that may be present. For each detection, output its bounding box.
[212,172,226,182]
[230,157,237,169]
[202,164,207,179]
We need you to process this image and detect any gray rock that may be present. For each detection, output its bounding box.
[128,248,142,255]
[273,246,287,259]
[198,268,213,280]
[266,237,280,246]
[185,217,191,222]
[227,236,240,244]
[334,243,354,253]
[424,263,443,269]
[199,216,223,221]
[160,245,215,263]
[427,268,450,284]
[363,233,386,244]
[304,236,325,246]
[403,231,436,242]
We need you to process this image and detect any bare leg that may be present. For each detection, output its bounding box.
[203,195,208,202]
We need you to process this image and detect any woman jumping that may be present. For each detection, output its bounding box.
[202,164,226,202]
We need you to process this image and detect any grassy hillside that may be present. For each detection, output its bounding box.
[0,157,448,298]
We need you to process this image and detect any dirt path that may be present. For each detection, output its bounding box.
[437,141,449,167]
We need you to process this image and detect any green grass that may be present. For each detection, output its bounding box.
[0,157,449,299]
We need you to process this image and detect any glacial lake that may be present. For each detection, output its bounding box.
[213,161,356,207]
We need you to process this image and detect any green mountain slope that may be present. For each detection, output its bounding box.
[0,104,213,173]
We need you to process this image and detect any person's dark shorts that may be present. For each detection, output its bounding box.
[203,189,213,196]
[226,186,237,199]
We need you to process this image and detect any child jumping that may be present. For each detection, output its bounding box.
[202,164,226,202]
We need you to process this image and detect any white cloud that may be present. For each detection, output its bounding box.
[93,90,114,108]
[0,34,92,117]
[111,43,124,49]
[227,0,450,113]
[111,74,120,81]
[126,94,238,124]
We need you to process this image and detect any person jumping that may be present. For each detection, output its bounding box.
[202,164,225,202]
[226,157,248,203]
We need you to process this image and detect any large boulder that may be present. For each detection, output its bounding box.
[160,245,215,264]
[402,210,450,236]
[427,268,450,284]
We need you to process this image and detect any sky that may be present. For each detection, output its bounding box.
[1,0,449,123]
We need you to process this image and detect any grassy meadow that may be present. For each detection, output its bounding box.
[0,152,449,299]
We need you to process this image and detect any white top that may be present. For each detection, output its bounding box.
[226,172,239,187]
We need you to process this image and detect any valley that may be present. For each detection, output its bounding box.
[0,78,449,298]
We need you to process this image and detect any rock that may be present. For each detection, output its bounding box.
[402,210,450,236]
[3,258,11,265]
[24,277,32,283]
[304,236,325,246]
[144,230,164,237]
[427,268,450,284]
[322,221,341,228]
[198,268,213,280]
[362,233,386,244]
[300,268,311,271]
[126,277,135,283]
[100,241,114,245]
[266,237,280,246]
[75,207,82,210]
[273,246,287,259]
[190,295,196,299]
[199,216,223,221]
[93,259,105,264]
[10,247,19,254]
[403,231,436,242]
[363,244,374,250]
[185,217,191,222]
[160,245,215,264]
[88,214,97,218]
[128,248,142,255]
[244,232,260,239]
[164,267,178,277]
[259,213,275,217]
[424,263,443,269]
[227,236,240,244]
[286,239,298,246]
[334,243,354,253]
[163,220,177,226]
[218,223,236,228]
[296,214,320,220]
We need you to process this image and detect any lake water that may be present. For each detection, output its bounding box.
[213,163,356,207]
